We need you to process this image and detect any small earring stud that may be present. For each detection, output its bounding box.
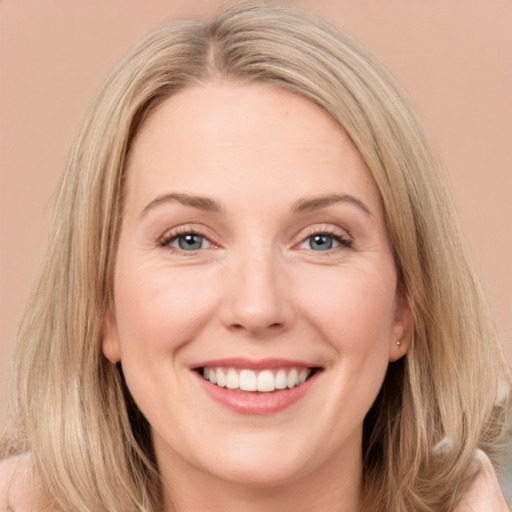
[396,340,402,347]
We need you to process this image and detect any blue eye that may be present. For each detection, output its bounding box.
[299,232,351,251]
[308,234,336,251]
[168,234,211,251]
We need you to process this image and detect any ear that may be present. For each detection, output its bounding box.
[101,309,121,363]
[389,286,413,362]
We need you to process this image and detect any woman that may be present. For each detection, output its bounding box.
[1,4,510,511]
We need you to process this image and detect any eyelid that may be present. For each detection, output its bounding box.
[157,223,353,252]
[158,224,221,249]
[294,224,353,249]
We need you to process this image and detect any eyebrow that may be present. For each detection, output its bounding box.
[140,192,372,218]
[292,194,373,216]
[141,193,223,217]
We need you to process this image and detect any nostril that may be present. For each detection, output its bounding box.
[228,321,284,333]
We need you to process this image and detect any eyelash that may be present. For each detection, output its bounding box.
[158,225,353,253]
[297,227,353,252]
[159,225,217,252]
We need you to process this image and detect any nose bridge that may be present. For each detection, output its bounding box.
[221,241,293,335]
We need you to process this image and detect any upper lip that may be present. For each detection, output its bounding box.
[190,358,320,371]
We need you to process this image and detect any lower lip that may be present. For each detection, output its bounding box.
[194,371,320,415]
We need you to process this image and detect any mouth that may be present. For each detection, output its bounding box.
[191,359,323,414]
[196,366,322,393]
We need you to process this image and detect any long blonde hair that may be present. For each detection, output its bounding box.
[3,3,510,511]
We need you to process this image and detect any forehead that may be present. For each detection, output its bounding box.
[125,82,382,213]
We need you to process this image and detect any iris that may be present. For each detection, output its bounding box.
[177,234,204,250]
[309,234,334,251]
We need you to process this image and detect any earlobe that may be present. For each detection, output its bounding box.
[102,310,121,363]
[389,289,414,362]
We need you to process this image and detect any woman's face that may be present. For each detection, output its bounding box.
[103,83,411,490]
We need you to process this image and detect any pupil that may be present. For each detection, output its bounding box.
[179,234,202,250]
[310,234,332,251]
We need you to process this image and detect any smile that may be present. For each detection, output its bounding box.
[201,367,312,392]
[192,359,323,415]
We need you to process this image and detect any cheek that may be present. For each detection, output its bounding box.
[112,259,219,356]
[300,266,397,352]
[111,262,220,419]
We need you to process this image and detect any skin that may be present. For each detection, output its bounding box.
[102,82,414,512]
[0,454,506,511]
[454,450,509,512]
[0,82,506,512]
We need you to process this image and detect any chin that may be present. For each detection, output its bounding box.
[203,454,311,488]
[200,428,327,488]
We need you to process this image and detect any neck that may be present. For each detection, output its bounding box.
[157,442,363,512]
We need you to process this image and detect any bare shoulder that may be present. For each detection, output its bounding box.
[455,449,510,512]
[0,454,54,511]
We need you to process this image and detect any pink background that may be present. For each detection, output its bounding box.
[1,0,511,426]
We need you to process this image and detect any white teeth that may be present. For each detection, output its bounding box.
[287,368,299,388]
[201,366,313,392]
[257,370,275,392]
[298,368,308,384]
[239,369,257,391]
[216,368,226,387]
[275,369,287,390]
[226,369,239,389]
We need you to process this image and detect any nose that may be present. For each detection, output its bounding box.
[219,247,295,338]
